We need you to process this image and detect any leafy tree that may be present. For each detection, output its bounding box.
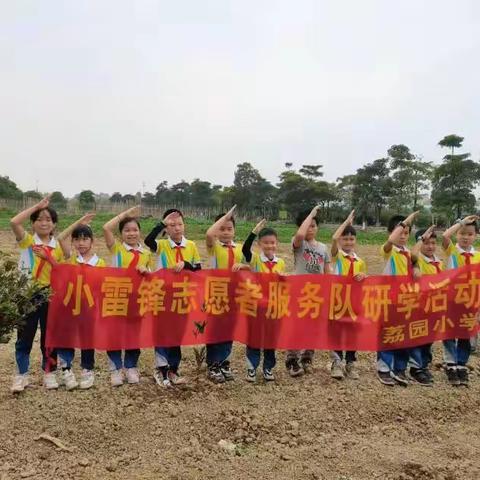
[50,191,67,210]
[122,194,136,203]
[438,134,464,155]
[299,164,323,179]
[142,192,157,205]
[110,192,123,203]
[0,176,22,199]
[23,190,42,201]
[78,190,96,210]
[170,181,191,205]
[190,179,216,207]
[432,136,480,220]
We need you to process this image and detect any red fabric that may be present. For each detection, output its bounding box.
[46,264,480,351]
[346,255,357,277]
[128,250,141,270]
[264,261,276,272]
[175,245,184,263]
[224,244,235,269]
[34,245,54,280]
[398,249,413,276]
[462,252,473,265]
[431,261,442,274]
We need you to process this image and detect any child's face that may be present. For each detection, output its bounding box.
[339,234,356,253]
[166,217,185,243]
[395,226,410,247]
[259,234,277,259]
[121,221,141,246]
[420,237,437,257]
[73,236,93,256]
[305,220,318,241]
[218,220,235,244]
[32,209,55,237]
[457,225,477,249]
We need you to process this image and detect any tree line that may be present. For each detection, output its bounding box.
[1,134,479,226]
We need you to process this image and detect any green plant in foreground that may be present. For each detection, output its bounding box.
[0,253,50,343]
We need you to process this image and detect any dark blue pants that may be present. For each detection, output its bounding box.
[206,342,233,366]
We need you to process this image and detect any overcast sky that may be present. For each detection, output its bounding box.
[2,1,480,197]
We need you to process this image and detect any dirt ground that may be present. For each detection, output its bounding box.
[1,231,480,480]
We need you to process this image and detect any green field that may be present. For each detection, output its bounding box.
[0,209,388,245]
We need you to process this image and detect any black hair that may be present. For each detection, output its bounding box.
[387,215,407,233]
[258,227,278,239]
[215,213,236,226]
[72,225,93,240]
[162,208,183,220]
[341,225,357,236]
[415,228,437,242]
[30,207,58,224]
[458,219,479,234]
[119,216,141,232]
[295,209,319,227]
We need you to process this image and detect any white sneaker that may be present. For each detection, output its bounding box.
[111,369,124,387]
[11,374,29,393]
[330,360,345,380]
[79,369,95,390]
[126,367,140,384]
[62,369,78,391]
[43,372,59,390]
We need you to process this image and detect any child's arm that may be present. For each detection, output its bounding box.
[57,213,96,259]
[102,206,140,250]
[383,211,419,254]
[293,205,320,249]
[10,194,51,241]
[331,210,355,257]
[144,210,179,252]
[410,225,435,258]
[242,219,266,263]
[205,205,236,249]
[441,215,479,250]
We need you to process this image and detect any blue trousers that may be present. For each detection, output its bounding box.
[377,348,410,374]
[246,347,276,371]
[443,339,471,366]
[154,346,182,372]
[206,341,233,366]
[107,350,140,370]
[15,295,57,374]
[58,349,95,370]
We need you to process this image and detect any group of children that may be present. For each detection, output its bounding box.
[8,194,480,393]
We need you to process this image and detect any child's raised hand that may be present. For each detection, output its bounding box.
[136,265,148,275]
[36,194,52,210]
[163,210,180,226]
[225,205,237,219]
[174,261,185,273]
[413,267,422,280]
[253,219,267,235]
[310,205,321,217]
[462,215,479,224]
[421,225,436,241]
[126,206,141,218]
[80,212,96,225]
[404,211,420,226]
[346,209,355,225]
[353,272,366,282]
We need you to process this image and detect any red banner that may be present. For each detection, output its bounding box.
[45,264,480,351]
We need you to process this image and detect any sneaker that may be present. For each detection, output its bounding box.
[153,367,171,387]
[409,368,433,387]
[423,369,434,383]
[246,368,257,382]
[208,364,226,384]
[377,371,395,386]
[126,368,140,384]
[457,366,469,386]
[263,369,275,381]
[167,370,187,385]
[62,369,78,391]
[11,374,29,393]
[286,359,304,378]
[111,369,124,387]
[330,360,345,380]
[345,362,359,380]
[79,369,95,390]
[220,361,234,381]
[445,366,460,387]
[391,370,408,387]
[301,358,313,374]
[43,372,59,390]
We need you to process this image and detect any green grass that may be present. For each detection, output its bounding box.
[0,209,387,244]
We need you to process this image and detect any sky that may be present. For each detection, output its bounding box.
[1,1,480,197]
